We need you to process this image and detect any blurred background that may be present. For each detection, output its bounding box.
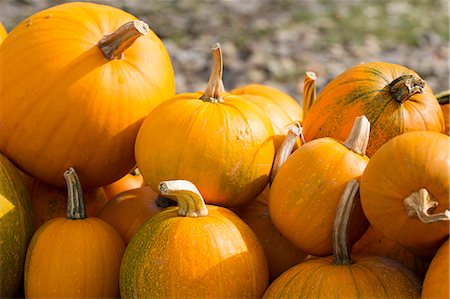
[1,0,448,101]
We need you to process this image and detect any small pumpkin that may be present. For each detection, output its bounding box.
[135,44,275,207]
[269,116,371,256]
[98,186,169,244]
[263,180,421,299]
[24,167,125,298]
[0,2,175,189]
[0,153,34,298]
[421,238,449,299]
[360,131,450,259]
[302,62,444,157]
[120,180,269,298]
[103,167,145,200]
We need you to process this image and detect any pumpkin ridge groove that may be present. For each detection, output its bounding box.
[356,260,390,297]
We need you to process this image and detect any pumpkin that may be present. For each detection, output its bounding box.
[263,180,421,299]
[103,167,145,200]
[436,90,450,135]
[351,225,429,278]
[0,153,34,298]
[360,131,450,259]
[24,167,125,298]
[98,186,168,244]
[120,180,269,298]
[301,71,317,119]
[0,22,7,43]
[0,2,175,189]
[135,44,275,207]
[421,238,449,299]
[302,62,444,157]
[269,116,371,256]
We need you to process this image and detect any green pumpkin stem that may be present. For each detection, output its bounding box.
[435,90,450,105]
[404,188,450,223]
[63,167,86,220]
[200,43,225,103]
[343,115,370,155]
[98,20,149,60]
[302,71,317,118]
[332,179,361,265]
[158,180,208,217]
[389,74,426,103]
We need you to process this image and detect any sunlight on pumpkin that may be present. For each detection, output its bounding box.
[0,194,15,218]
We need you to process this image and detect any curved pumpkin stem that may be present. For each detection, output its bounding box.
[404,188,450,223]
[270,122,303,184]
[63,167,86,220]
[343,115,370,155]
[200,43,225,103]
[389,74,425,103]
[158,180,208,217]
[302,71,317,118]
[332,179,360,265]
[97,20,149,60]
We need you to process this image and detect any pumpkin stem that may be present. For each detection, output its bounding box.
[158,180,208,217]
[270,122,303,183]
[332,179,360,265]
[343,115,370,155]
[302,71,317,118]
[156,196,177,208]
[403,188,450,223]
[200,43,225,103]
[389,74,426,103]
[63,167,86,220]
[97,20,149,60]
[435,90,450,105]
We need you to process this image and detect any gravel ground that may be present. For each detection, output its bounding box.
[1,0,449,102]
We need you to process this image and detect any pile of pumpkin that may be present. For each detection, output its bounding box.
[0,2,448,299]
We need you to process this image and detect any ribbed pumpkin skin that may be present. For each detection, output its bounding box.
[360,131,449,258]
[0,2,175,189]
[269,138,369,256]
[120,205,269,298]
[135,93,275,207]
[263,255,421,298]
[24,217,125,298]
[0,154,34,298]
[421,239,449,299]
[302,62,444,157]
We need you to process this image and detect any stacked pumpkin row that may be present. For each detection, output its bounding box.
[0,2,448,299]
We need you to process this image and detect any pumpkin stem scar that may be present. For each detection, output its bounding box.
[97,20,149,60]
[404,188,450,223]
[63,167,87,219]
[158,180,209,217]
[200,43,225,103]
[389,74,425,103]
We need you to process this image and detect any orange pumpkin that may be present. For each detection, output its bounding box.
[98,186,167,244]
[0,22,7,43]
[421,238,449,299]
[302,62,444,157]
[135,44,275,207]
[263,180,421,299]
[269,116,370,256]
[0,2,175,189]
[360,131,450,259]
[24,167,125,298]
[103,168,145,200]
[120,180,269,298]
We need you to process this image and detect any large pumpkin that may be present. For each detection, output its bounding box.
[263,180,421,299]
[421,238,449,299]
[0,2,175,189]
[0,153,34,298]
[360,131,449,259]
[120,180,269,298]
[24,167,125,298]
[302,62,444,157]
[135,44,275,207]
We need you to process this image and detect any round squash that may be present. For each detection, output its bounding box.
[360,131,450,259]
[135,44,275,207]
[24,167,125,298]
[120,180,269,298]
[103,168,145,200]
[269,116,370,256]
[0,2,175,189]
[263,180,421,299]
[421,238,449,299]
[0,153,34,298]
[302,62,444,157]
